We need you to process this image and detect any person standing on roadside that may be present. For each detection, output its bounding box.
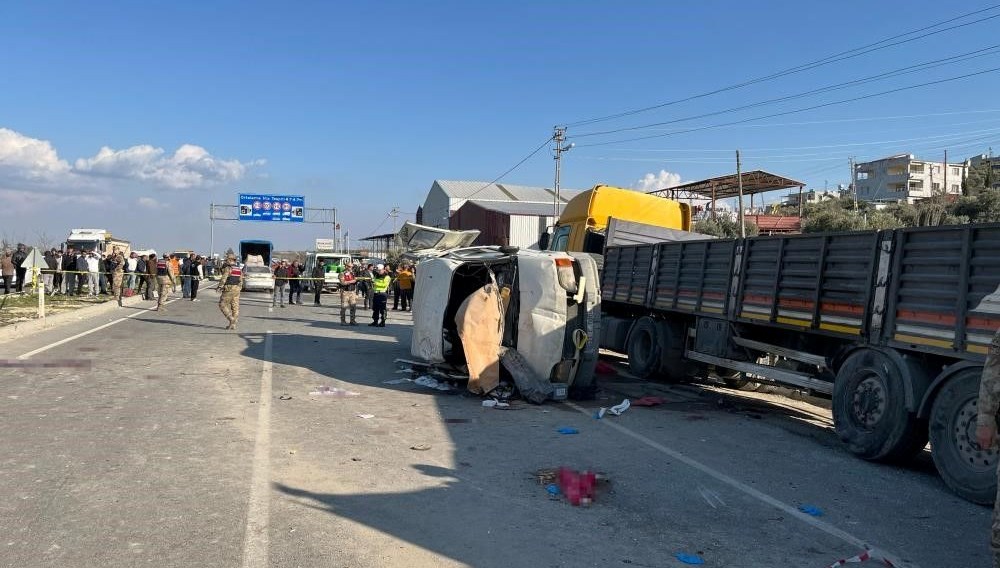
[42,249,56,295]
[395,263,414,312]
[359,263,374,309]
[1,251,13,294]
[217,253,242,329]
[155,253,172,310]
[61,248,75,295]
[108,246,126,306]
[339,267,359,325]
[86,252,100,297]
[287,261,301,305]
[126,252,138,291]
[273,260,289,308]
[144,253,157,301]
[370,264,391,327]
[311,262,325,306]
[75,251,88,295]
[189,255,203,301]
[51,249,63,296]
[181,254,193,299]
[12,244,27,293]
[975,328,1000,567]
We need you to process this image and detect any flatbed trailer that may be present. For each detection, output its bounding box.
[600,223,1000,504]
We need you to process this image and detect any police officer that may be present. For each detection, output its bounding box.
[339,266,359,325]
[218,254,243,330]
[109,247,126,307]
[155,253,172,311]
[976,328,1000,567]
[370,264,391,327]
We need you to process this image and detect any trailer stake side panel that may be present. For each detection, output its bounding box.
[653,240,736,315]
[886,224,1000,359]
[602,244,656,306]
[734,232,881,338]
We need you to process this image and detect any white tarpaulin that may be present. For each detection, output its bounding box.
[19,248,45,271]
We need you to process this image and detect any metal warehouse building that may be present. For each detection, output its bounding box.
[449,200,568,250]
[417,179,581,230]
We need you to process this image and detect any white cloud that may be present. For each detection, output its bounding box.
[137,196,169,210]
[0,128,71,180]
[633,169,683,193]
[74,143,257,189]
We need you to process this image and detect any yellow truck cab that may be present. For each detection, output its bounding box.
[544,185,692,253]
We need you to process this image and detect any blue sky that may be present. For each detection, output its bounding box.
[2,1,999,252]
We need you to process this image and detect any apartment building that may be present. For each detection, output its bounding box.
[854,154,966,204]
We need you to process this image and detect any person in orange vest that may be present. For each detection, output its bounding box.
[394,263,414,312]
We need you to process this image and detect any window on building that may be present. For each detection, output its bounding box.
[887,165,906,176]
[857,171,870,180]
[952,167,961,176]
[910,163,925,174]
[932,182,941,192]
[952,184,960,192]
[908,180,923,190]
[932,165,941,174]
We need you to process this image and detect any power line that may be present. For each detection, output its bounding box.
[460,135,555,201]
[564,5,1000,128]
[575,66,1000,148]
[573,45,1000,139]
[363,212,391,238]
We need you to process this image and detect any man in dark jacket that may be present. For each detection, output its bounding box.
[61,248,76,295]
[12,244,27,293]
[75,251,88,295]
[42,249,57,295]
[287,262,301,305]
[181,254,193,298]
[310,263,324,306]
[144,253,157,301]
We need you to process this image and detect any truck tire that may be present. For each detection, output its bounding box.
[832,349,927,462]
[655,320,687,382]
[627,318,662,380]
[929,369,998,505]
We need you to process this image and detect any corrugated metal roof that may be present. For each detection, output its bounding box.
[465,200,566,216]
[435,180,582,202]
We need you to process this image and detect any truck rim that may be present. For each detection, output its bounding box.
[851,375,886,430]
[955,395,997,472]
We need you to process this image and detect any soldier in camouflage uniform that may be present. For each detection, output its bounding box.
[218,254,243,330]
[976,328,1000,568]
[109,247,126,307]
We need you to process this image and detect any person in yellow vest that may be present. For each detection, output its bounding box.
[218,254,243,330]
[394,263,414,312]
[369,264,391,327]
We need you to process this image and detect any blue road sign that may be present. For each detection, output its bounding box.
[239,194,305,222]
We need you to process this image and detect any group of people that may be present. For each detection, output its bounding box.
[0,244,29,294]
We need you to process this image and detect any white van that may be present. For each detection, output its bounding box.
[402,222,602,398]
[303,252,353,292]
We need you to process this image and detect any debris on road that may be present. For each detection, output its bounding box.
[444,418,470,424]
[455,282,504,394]
[309,386,360,397]
[382,378,411,385]
[550,467,602,506]
[414,375,452,391]
[632,396,666,407]
[557,427,579,435]
[499,346,553,404]
[825,548,899,567]
[409,444,431,451]
[595,399,630,419]
[482,399,511,408]
[356,414,375,419]
[674,552,705,565]
[278,394,292,400]
[545,483,560,496]
[798,504,824,517]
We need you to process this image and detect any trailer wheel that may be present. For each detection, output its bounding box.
[832,349,926,462]
[627,318,661,379]
[929,369,997,505]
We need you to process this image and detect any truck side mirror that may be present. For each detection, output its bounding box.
[538,232,550,251]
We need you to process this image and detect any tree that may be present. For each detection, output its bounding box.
[963,160,996,196]
[694,217,759,238]
[953,189,1000,223]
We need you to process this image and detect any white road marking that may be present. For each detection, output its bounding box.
[241,330,273,568]
[18,303,168,359]
[566,402,915,568]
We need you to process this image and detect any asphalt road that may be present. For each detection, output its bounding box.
[0,289,992,567]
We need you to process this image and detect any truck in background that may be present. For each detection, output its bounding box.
[302,251,353,292]
[599,223,1000,504]
[239,240,273,266]
[64,229,131,256]
[542,185,692,254]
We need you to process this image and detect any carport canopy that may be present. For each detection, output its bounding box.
[648,170,804,200]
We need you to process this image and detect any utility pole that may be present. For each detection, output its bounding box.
[552,126,573,220]
[850,157,858,211]
[736,150,746,238]
[943,149,948,197]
